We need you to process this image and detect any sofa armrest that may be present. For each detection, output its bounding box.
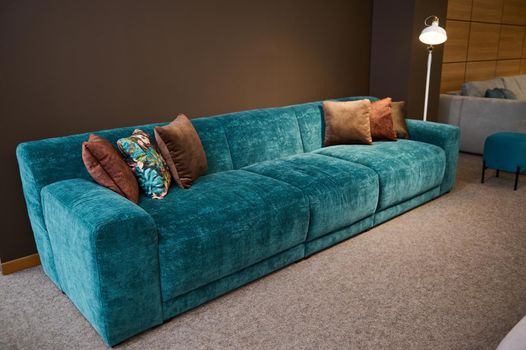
[439,94,526,153]
[406,119,460,194]
[41,179,162,346]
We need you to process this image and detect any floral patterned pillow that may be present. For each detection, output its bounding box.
[117,129,171,199]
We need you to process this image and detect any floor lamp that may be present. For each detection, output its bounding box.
[419,16,447,121]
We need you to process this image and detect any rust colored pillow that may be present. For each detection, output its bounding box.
[369,98,397,141]
[323,100,373,146]
[154,114,208,189]
[391,101,410,139]
[82,134,139,203]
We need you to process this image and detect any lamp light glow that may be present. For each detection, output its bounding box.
[419,18,447,45]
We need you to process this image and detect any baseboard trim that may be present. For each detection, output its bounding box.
[1,254,40,275]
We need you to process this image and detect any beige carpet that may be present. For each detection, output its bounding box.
[1,153,526,350]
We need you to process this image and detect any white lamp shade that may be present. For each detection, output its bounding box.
[419,21,447,45]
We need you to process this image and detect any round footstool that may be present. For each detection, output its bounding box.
[482,132,526,191]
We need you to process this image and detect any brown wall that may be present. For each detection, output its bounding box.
[441,0,526,93]
[370,0,448,121]
[0,0,373,263]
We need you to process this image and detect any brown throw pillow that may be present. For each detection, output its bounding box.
[323,100,373,146]
[154,114,208,189]
[391,101,410,139]
[369,98,397,141]
[82,134,139,203]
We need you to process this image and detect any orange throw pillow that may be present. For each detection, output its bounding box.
[369,98,397,141]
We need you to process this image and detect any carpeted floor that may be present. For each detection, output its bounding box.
[1,153,526,350]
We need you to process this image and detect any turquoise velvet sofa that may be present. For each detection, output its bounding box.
[16,96,460,346]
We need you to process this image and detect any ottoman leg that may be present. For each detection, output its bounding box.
[515,166,520,191]
[496,170,500,177]
[481,161,486,184]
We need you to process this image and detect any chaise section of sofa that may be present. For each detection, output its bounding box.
[16,96,460,346]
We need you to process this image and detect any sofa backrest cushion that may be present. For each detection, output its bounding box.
[461,77,505,97]
[501,75,526,100]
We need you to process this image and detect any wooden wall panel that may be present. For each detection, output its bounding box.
[467,23,500,60]
[471,0,503,23]
[443,21,470,62]
[441,62,466,92]
[441,0,526,92]
[447,0,473,20]
[465,61,496,81]
[498,25,525,59]
[496,59,522,76]
[502,0,526,25]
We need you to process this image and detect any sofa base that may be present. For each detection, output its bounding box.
[162,244,305,321]
[373,187,441,226]
[305,216,374,257]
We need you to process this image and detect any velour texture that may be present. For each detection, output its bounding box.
[305,216,374,257]
[322,99,373,146]
[16,96,460,346]
[374,187,440,226]
[391,101,409,139]
[315,139,446,211]
[484,132,526,173]
[117,129,171,199]
[485,88,517,100]
[154,114,208,189]
[216,107,304,169]
[139,170,309,302]
[82,134,139,203]
[163,245,305,320]
[369,98,397,141]
[406,119,460,194]
[40,179,163,346]
[244,153,379,241]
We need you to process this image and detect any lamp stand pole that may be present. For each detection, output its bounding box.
[423,45,433,122]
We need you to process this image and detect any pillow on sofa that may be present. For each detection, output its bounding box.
[323,100,372,146]
[82,134,140,203]
[369,98,397,141]
[154,114,208,189]
[485,88,517,100]
[117,129,171,199]
[391,101,410,139]
[461,78,505,97]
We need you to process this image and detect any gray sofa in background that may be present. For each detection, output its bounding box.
[438,75,526,154]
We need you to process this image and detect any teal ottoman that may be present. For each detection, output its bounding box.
[482,132,526,191]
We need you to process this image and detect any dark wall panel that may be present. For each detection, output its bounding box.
[0,0,373,262]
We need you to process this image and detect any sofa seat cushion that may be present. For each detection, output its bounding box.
[243,153,379,241]
[314,139,446,211]
[139,170,309,302]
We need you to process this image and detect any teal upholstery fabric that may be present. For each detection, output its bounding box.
[406,120,460,194]
[315,139,446,211]
[484,132,526,173]
[163,245,304,320]
[305,216,374,257]
[139,170,309,302]
[17,96,461,346]
[215,108,304,169]
[244,153,379,241]
[374,187,441,226]
[41,179,162,346]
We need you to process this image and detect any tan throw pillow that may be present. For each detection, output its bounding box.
[370,98,397,141]
[391,101,410,139]
[82,134,140,203]
[154,114,208,189]
[323,100,373,146]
